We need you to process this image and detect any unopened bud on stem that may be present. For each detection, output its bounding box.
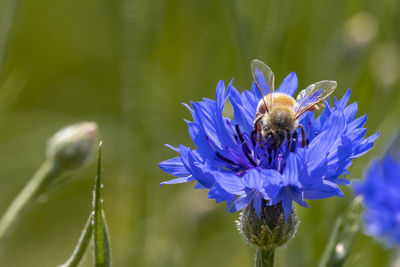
[47,122,98,171]
[0,122,98,246]
[238,202,298,267]
[238,202,298,250]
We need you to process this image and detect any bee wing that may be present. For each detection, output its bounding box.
[295,80,337,119]
[251,59,275,113]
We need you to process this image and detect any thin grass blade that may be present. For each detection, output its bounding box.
[57,213,94,267]
[93,141,111,267]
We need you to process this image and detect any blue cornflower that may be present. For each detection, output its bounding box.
[160,71,379,220]
[353,153,400,247]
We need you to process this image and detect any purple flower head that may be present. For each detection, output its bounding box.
[353,152,400,247]
[160,70,379,221]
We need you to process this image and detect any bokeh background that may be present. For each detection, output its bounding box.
[0,0,399,266]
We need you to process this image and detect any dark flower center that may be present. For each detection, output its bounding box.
[205,119,313,175]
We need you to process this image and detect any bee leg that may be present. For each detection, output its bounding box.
[258,134,263,148]
[287,130,292,148]
[256,128,263,148]
[298,124,306,147]
[253,113,263,130]
[253,114,264,148]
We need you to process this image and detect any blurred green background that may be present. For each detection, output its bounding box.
[0,0,399,266]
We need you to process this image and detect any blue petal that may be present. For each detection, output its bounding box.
[186,121,215,159]
[327,136,353,178]
[230,195,253,213]
[182,102,194,115]
[242,89,259,114]
[307,110,345,172]
[229,87,255,133]
[180,145,216,188]
[277,72,298,96]
[214,173,246,195]
[194,183,208,189]
[214,81,236,148]
[160,175,195,186]
[337,89,351,109]
[215,80,226,112]
[308,155,328,181]
[253,197,262,218]
[291,189,309,208]
[251,82,260,99]
[352,132,380,158]
[282,153,301,187]
[333,97,340,109]
[348,128,367,143]
[304,180,343,199]
[264,184,283,201]
[164,144,180,152]
[345,115,367,134]
[315,101,332,128]
[281,193,293,222]
[208,183,237,209]
[262,168,284,200]
[343,102,358,123]
[191,101,223,149]
[159,156,190,177]
[262,167,282,181]
[243,169,264,190]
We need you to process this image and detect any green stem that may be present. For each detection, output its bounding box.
[0,160,60,244]
[58,213,94,267]
[255,247,275,267]
[0,0,25,81]
[318,197,363,267]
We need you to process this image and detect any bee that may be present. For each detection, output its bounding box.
[251,59,337,150]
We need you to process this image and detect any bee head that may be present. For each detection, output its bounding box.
[260,127,289,151]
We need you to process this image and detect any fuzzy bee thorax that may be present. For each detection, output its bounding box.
[263,105,297,131]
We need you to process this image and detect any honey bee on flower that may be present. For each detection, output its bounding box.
[252,59,336,150]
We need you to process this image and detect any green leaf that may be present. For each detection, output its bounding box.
[318,196,363,267]
[102,212,112,266]
[57,213,93,267]
[93,141,111,267]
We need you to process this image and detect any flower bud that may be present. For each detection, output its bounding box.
[237,202,298,249]
[46,122,98,171]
